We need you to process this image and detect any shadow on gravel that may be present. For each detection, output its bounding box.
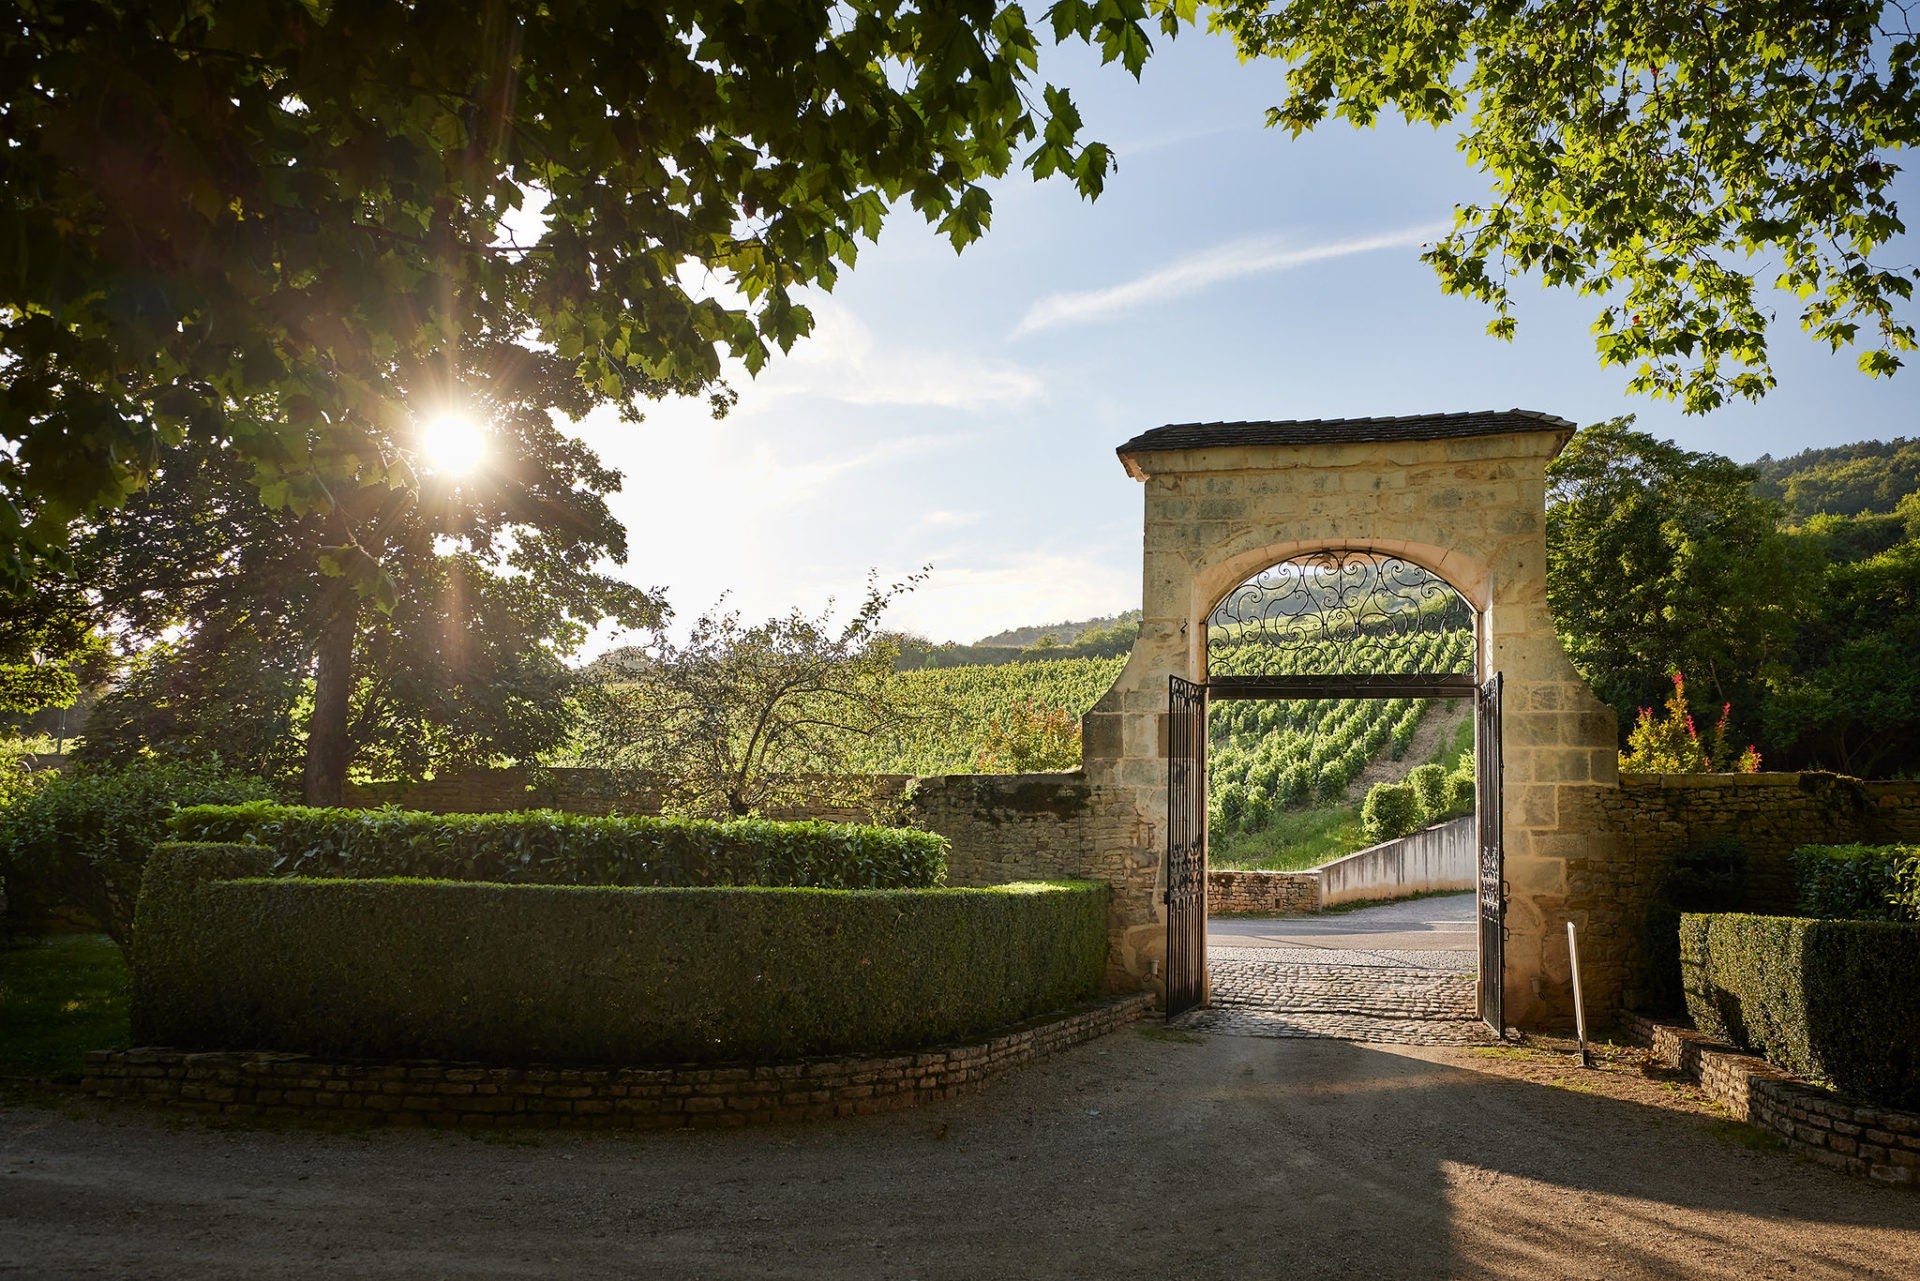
[1,1031,1916,1281]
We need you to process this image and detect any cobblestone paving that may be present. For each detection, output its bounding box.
[1176,953,1492,1047]
[1208,945,1475,971]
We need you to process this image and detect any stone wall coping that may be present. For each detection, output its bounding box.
[1618,771,1917,791]
[1620,1011,1920,1184]
[81,994,1154,1130]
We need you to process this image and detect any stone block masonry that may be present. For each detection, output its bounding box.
[1208,870,1320,915]
[82,995,1152,1130]
[1091,417,1624,1026]
[1621,1012,1920,1184]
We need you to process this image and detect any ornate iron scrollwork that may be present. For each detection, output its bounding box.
[1207,549,1474,681]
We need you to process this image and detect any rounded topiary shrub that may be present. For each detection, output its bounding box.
[1405,764,1448,824]
[1361,782,1421,845]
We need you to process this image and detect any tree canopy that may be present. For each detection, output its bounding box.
[67,397,659,796]
[579,578,927,819]
[0,0,1163,585]
[1547,420,1920,778]
[1207,0,1919,411]
[1545,418,1804,729]
[1753,438,1920,519]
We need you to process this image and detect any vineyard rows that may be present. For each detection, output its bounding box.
[854,655,1126,775]
[1209,630,1473,836]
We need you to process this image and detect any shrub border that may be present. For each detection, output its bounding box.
[82,994,1153,1129]
[134,844,1108,1066]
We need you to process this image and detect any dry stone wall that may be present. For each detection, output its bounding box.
[83,995,1152,1130]
[1623,1012,1920,1184]
[1208,870,1320,915]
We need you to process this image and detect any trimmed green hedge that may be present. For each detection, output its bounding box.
[1628,838,1747,1015]
[1790,843,1920,922]
[172,802,946,890]
[132,842,1107,1066]
[0,760,271,948]
[1680,912,1920,1109]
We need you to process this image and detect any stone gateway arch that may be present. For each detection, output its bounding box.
[1079,410,1620,1032]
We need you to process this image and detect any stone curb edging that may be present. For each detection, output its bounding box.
[80,994,1154,1130]
[1619,1012,1920,1184]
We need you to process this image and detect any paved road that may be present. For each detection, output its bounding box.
[4,1032,1916,1280]
[1209,890,1476,955]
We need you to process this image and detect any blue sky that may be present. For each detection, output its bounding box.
[570,28,1918,648]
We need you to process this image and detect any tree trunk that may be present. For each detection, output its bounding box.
[303,597,358,806]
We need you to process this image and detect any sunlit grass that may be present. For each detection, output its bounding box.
[0,933,130,1082]
[1209,803,1362,872]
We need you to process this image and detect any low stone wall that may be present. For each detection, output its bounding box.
[1620,1012,1920,1184]
[1599,773,1920,914]
[82,994,1153,1130]
[1318,816,1475,906]
[1208,869,1320,915]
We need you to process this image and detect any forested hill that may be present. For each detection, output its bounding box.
[895,611,1142,671]
[972,612,1140,648]
[1751,438,1920,520]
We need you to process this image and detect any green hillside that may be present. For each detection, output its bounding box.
[1751,438,1920,519]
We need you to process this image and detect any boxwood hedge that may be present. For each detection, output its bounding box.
[1680,912,1920,1109]
[171,802,946,890]
[133,842,1107,1066]
[1790,843,1920,922]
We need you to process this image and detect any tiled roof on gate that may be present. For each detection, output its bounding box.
[1114,409,1577,458]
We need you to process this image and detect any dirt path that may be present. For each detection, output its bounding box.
[3,1029,1915,1280]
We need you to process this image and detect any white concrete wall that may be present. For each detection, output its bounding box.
[1314,816,1476,906]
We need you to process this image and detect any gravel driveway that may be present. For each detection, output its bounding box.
[4,1027,1916,1280]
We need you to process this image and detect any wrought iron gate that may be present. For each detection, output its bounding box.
[1476,672,1506,1035]
[1165,676,1208,1017]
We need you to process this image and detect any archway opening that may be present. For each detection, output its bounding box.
[1168,549,1503,1041]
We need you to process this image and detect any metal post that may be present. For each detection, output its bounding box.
[1567,920,1592,1068]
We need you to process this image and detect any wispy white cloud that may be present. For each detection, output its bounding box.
[920,510,982,529]
[1011,222,1452,337]
[764,299,1046,409]
[888,550,1136,644]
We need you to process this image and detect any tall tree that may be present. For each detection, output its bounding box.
[71,377,660,800]
[1206,0,1919,411]
[1545,418,1806,731]
[1763,537,1920,777]
[0,580,101,720]
[0,0,1158,586]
